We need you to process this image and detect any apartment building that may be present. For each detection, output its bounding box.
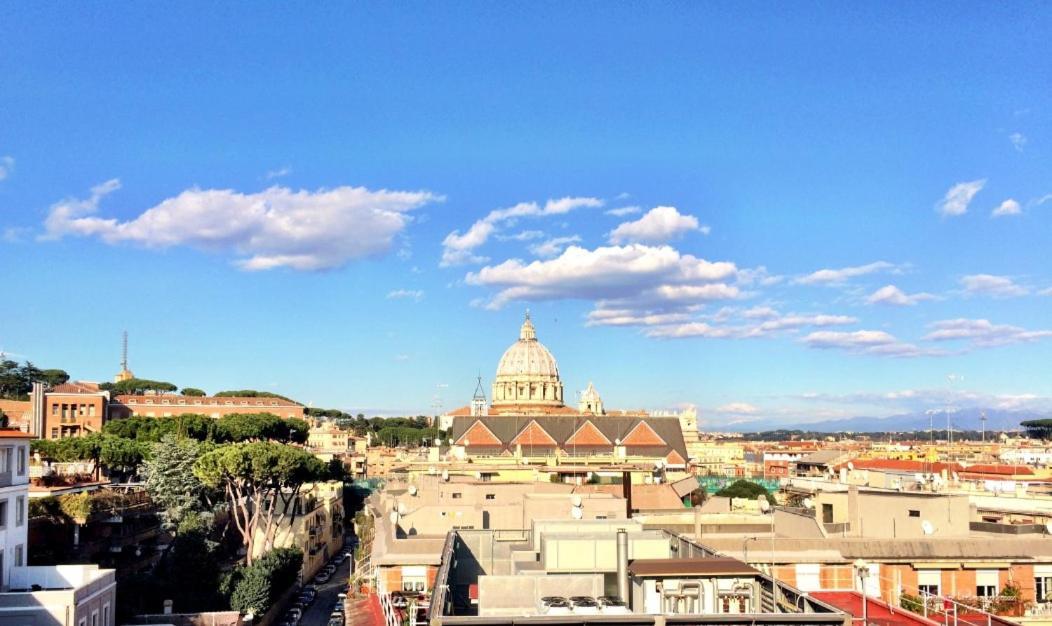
[250,481,345,581]
[36,382,109,439]
[0,430,117,625]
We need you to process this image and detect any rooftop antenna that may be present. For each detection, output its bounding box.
[121,330,129,371]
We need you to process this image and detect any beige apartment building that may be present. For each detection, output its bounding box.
[251,481,345,581]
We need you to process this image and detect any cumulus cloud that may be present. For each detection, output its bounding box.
[42,180,440,271]
[923,318,1052,348]
[1009,132,1027,152]
[441,196,602,266]
[0,155,13,180]
[959,274,1029,298]
[714,402,760,415]
[608,206,707,244]
[605,206,641,217]
[802,330,934,358]
[936,179,986,217]
[794,261,896,286]
[529,235,582,258]
[991,199,1021,218]
[386,289,424,302]
[466,243,738,311]
[865,284,936,306]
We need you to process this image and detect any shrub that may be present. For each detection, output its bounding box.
[230,548,303,617]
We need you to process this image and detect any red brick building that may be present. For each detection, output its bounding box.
[108,394,305,419]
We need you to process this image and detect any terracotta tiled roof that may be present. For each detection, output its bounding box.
[115,394,302,407]
[834,459,964,473]
[960,464,1035,476]
[0,429,31,439]
[51,381,102,394]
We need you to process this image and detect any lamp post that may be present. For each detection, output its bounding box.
[854,559,870,626]
[742,536,759,565]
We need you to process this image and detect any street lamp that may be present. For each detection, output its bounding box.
[742,536,759,565]
[854,559,870,626]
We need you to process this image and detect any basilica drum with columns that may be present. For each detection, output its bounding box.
[441,312,690,469]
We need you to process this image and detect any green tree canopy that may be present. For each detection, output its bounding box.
[103,414,217,442]
[180,387,207,397]
[214,413,309,444]
[715,479,774,504]
[229,547,302,616]
[1021,419,1052,439]
[193,441,327,562]
[213,390,295,402]
[100,378,178,395]
[145,435,216,529]
[0,360,71,399]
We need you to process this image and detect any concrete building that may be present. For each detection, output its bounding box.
[0,431,117,625]
[425,519,848,626]
[109,394,305,420]
[36,383,110,440]
[250,481,345,582]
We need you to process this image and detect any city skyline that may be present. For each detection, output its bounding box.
[2,4,1051,426]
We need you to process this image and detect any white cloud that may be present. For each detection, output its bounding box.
[643,309,855,338]
[1041,287,1052,296]
[529,235,582,258]
[802,330,933,358]
[466,243,738,310]
[991,199,1021,218]
[42,180,441,271]
[959,274,1029,298]
[605,206,641,217]
[0,156,13,180]
[936,179,986,217]
[924,318,1052,348]
[496,230,545,242]
[265,166,292,180]
[440,196,602,266]
[1009,132,1027,152]
[865,284,936,306]
[794,261,896,286]
[608,206,707,244]
[386,289,424,302]
[714,402,760,415]
[585,309,693,327]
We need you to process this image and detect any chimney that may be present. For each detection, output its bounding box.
[30,382,45,437]
[622,471,633,517]
[616,529,630,606]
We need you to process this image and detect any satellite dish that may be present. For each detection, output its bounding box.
[389,511,400,525]
[914,473,925,483]
[802,498,814,510]
[921,520,935,535]
[758,497,771,513]
[571,507,584,520]
[442,469,450,481]
[847,462,854,471]
[654,460,665,469]
[408,485,418,496]
[615,438,622,446]
[397,502,408,515]
[571,495,583,508]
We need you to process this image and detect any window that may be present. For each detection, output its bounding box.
[16,496,24,526]
[485,494,495,500]
[88,405,96,417]
[919,584,940,597]
[17,446,26,476]
[14,544,22,566]
[402,566,427,592]
[977,570,999,598]
[1036,576,1052,602]
[91,609,98,626]
[451,493,462,499]
[918,570,941,598]
[103,604,110,626]
[78,618,86,626]
[51,428,59,438]
[821,503,833,524]
[908,510,920,518]
[51,404,58,416]
[0,499,8,528]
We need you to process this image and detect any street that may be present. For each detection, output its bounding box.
[300,557,352,626]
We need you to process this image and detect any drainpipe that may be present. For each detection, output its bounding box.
[617,529,630,606]
[622,471,633,517]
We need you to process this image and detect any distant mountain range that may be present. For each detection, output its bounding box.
[707,407,1050,434]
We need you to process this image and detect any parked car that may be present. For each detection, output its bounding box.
[315,572,331,584]
[327,618,343,626]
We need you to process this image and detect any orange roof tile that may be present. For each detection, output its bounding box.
[622,421,667,447]
[566,420,612,446]
[511,420,557,446]
[455,420,502,446]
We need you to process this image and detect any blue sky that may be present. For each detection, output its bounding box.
[1,4,1051,425]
